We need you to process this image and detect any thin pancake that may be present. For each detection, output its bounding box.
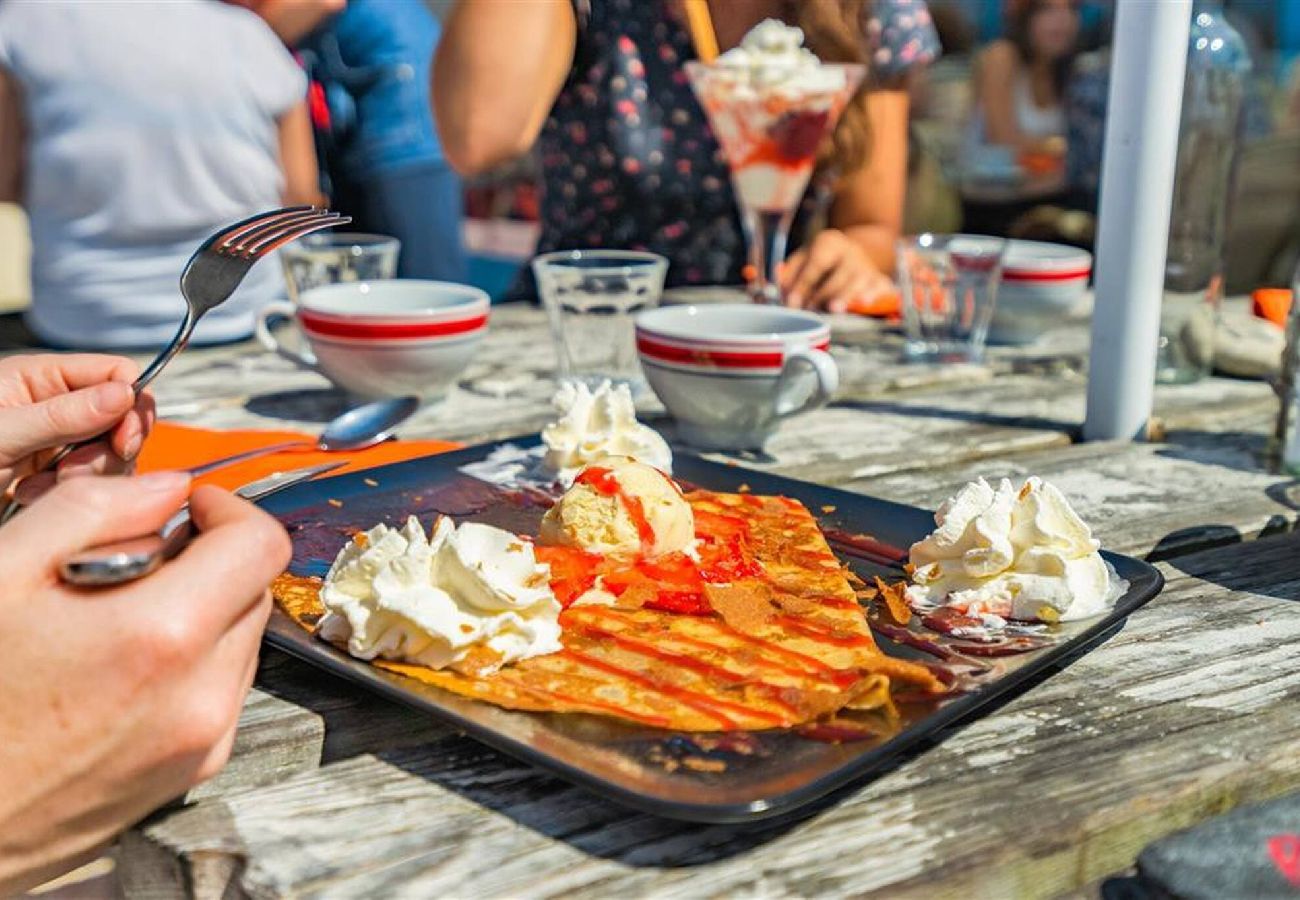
[274,490,941,731]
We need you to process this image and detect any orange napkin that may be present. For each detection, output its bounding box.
[137,422,461,492]
[845,289,902,318]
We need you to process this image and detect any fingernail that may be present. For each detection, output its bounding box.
[89,381,134,415]
[123,430,144,461]
[135,471,191,492]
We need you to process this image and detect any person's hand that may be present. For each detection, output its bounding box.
[778,229,896,313]
[0,354,156,503]
[0,474,291,893]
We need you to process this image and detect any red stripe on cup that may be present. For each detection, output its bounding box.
[1002,267,1091,283]
[300,312,489,341]
[637,336,830,369]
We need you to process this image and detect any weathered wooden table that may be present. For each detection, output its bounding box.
[14,303,1295,898]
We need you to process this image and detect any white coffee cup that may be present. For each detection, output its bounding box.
[635,304,839,450]
[256,280,489,400]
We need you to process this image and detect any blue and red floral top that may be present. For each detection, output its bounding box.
[527,0,938,292]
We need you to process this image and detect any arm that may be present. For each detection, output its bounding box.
[432,0,576,175]
[829,87,911,274]
[276,100,325,207]
[973,41,1028,150]
[243,0,346,46]
[778,86,912,311]
[0,66,24,204]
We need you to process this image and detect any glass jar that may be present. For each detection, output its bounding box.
[1157,2,1252,384]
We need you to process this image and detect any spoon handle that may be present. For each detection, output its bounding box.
[186,440,311,477]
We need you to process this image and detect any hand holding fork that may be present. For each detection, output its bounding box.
[0,206,349,523]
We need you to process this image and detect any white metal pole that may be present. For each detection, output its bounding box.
[1083,0,1193,441]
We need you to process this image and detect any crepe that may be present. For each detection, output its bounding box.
[274,490,943,731]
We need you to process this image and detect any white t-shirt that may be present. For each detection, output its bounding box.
[0,0,306,348]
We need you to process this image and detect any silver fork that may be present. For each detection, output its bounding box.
[138,205,351,402]
[0,206,350,523]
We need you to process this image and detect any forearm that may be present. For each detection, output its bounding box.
[277,102,325,207]
[837,223,898,275]
[243,0,346,46]
[433,0,576,175]
[829,90,910,276]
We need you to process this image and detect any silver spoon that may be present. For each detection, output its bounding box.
[187,395,421,476]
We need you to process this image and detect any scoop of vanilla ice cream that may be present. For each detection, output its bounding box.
[908,477,1113,622]
[318,516,561,673]
[540,458,694,558]
[541,380,672,483]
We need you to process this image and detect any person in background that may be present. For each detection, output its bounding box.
[434,0,939,312]
[0,353,290,893]
[1062,44,1108,214]
[0,0,319,350]
[248,0,467,282]
[965,0,1078,161]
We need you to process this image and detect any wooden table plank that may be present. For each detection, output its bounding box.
[119,535,1300,899]
[694,372,1275,484]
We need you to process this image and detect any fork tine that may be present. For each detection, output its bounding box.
[242,214,351,258]
[224,209,332,253]
[203,205,314,251]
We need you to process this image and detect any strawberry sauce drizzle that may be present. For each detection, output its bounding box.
[494,674,673,728]
[575,466,657,554]
[774,615,877,648]
[572,622,802,721]
[559,648,746,729]
[581,607,863,691]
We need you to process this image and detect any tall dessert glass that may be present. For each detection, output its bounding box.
[686,61,864,304]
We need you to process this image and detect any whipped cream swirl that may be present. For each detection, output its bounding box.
[714,19,846,94]
[542,380,672,482]
[318,516,562,673]
[906,477,1119,623]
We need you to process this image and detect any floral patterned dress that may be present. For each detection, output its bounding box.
[523,0,938,295]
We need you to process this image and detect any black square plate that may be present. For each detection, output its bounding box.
[259,439,1164,823]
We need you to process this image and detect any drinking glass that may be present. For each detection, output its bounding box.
[1156,4,1247,384]
[281,232,401,302]
[685,61,865,305]
[533,250,668,391]
[897,233,1007,363]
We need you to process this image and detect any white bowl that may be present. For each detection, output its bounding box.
[256,280,489,400]
[989,240,1092,345]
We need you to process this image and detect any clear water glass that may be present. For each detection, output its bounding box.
[533,250,668,390]
[281,232,401,302]
[898,233,1007,363]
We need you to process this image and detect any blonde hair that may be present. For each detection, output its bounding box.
[796,0,873,174]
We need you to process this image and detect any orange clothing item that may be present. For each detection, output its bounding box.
[1252,288,1293,329]
[137,422,461,492]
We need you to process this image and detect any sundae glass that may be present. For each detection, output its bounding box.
[686,20,864,304]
